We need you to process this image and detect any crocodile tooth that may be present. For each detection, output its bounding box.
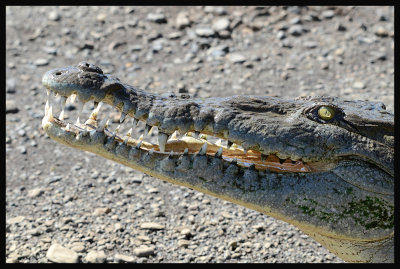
[193,131,200,139]
[144,124,153,137]
[126,128,132,137]
[65,123,71,131]
[149,148,154,155]
[82,129,89,136]
[132,118,139,126]
[59,110,65,120]
[170,130,178,140]
[48,106,54,121]
[215,139,222,146]
[76,116,80,125]
[119,112,126,124]
[123,137,129,145]
[96,118,108,132]
[45,100,49,115]
[70,94,77,104]
[215,147,223,158]
[158,132,168,153]
[115,124,121,134]
[89,102,102,120]
[46,89,50,96]
[199,142,208,155]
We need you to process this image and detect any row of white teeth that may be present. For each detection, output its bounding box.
[45,91,239,154]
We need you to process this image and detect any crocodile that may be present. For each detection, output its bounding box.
[41,62,394,263]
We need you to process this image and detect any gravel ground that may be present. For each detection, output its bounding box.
[6,6,394,263]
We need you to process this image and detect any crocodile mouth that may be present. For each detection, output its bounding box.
[42,90,333,173]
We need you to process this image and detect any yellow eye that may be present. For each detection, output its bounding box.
[318,106,335,120]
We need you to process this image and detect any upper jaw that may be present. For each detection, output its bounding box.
[41,63,392,176]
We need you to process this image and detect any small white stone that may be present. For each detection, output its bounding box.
[46,244,79,263]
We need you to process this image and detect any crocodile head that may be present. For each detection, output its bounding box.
[42,62,394,262]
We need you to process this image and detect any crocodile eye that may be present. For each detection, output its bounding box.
[318,106,335,120]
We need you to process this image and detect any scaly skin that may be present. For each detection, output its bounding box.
[42,62,394,263]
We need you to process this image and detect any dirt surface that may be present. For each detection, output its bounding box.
[6,6,394,263]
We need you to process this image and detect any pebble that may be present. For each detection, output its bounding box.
[146,13,167,24]
[303,41,317,49]
[34,58,49,66]
[46,244,79,263]
[213,18,230,32]
[176,12,191,29]
[115,253,137,263]
[6,100,19,114]
[93,207,112,216]
[227,53,246,64]
[85,250,107,263]
[288,25,303,36]
[27,188,44,198]
[276,30,286,40]
[374,27,389,37]
[7,215,25,224]
[353,81,366,89]
[140,222,165,230]
[134,245,155,257]
[6,78,16,93]
[195,27,216,38]
[48,11,61,21]
[321,10,335,19]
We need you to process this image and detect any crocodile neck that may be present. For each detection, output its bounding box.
[41,62,394,262]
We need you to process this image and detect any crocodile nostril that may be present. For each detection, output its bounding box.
[55,72,62,76]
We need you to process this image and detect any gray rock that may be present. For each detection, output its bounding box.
[85,250,106,263]
[6,78,16,93]
[140,222,165,230]
[134,245,155,257]
[276,30,286,40]
[6,100,19,114]
[303,41,318,49]
[146,13,167,24]
[46,244,79,263]
[321,10,335,19]
[227,53,246,64]
[288,25,303,36]
[93,207,111,216]
[34,58,49,66]
[114,253,135,263]
[176,12,191,29]
[28,188,44,198]
[195,27,216,38]
[212,18,230,32]
[48,11,61,21]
